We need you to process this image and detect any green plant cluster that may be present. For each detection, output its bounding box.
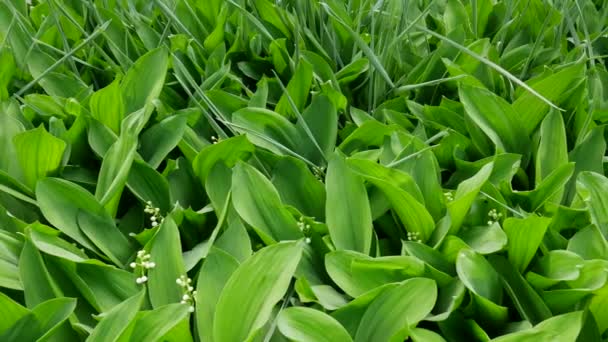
[1,0,608,341]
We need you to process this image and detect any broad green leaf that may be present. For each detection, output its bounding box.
[331,284,399,337]
[87,290,145,342]
[214,241,303,342]
[192,135,255,183]
[0,230,22,290]
[0,114,25,181]
[77,210,133,266]
[577,172,608,238]
[513,64,586,134]
[536,111,568,186]
[490,312,583,342]
[13,126,66,190]
[367,177,435,242]
[140,114,189,169]
[195,247,240,342]
[127,160,171,214]
[565,126,605,203]
[272,156,326,220]
[278,307,353,342]
[503,216,551,273]
[72,262,139,312]
[488,256,552,325]
[232,161,302,243]
[0,297,77,342]
[146,217,186,308]
[446,162,493,235]
[456,249,502,303]
[276,59,313,119]
[121,47,169,115]
[409,328,447,342]
[121,304,190,341]
[29,224,88,262]
[568,225,608,260]
[459,223,508,254]
[534,250,584,282]
[95,133,137,217]
[513,163,575,211]
[36,178,128,255]
[19,239,58,307]
[589,284,608,334]
[354,278,438,342]
[296,94,338,165]
[0,292,29,332]
[89,77,124,134]
[232,107,300,157]
[326,152,373,254]
[459,84,530,157]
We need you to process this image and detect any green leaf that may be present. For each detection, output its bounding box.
[367,177,435,243]
[89,77,125,134]
[13,125,66,190]
[214,241,303,342]
[121,303,190,341]
[77,210,133,266]
[231,161,303,243]
[192,135,255,183]
[87,290,145,342]
[146,216,186,308]
[278,307,353,342]
[536,111,568,186]
[140,114,188,169]
[95,133,138,217]
[354,278,438,342]
[577,172,608,238]
[121,47,169,115]
[296,94,338,165]
[0,292,29,333]
[456,249,502,303]
[326,152,373,254]
[29,224,88,262]
[459,223,508,254]
[0,297,77,342]
[513,64,586,134]
[490,312,583,342]
[127,160,171,214]
[276,59,313,119]
[19,239,59,307]
[36,177,121,254]
[272,156,326,220]
[459,84,530,157]
[232,107,301,157]
[488,256,552,325]
[446,162,493,236]
[195,247,240,342]
[503,216,551,273]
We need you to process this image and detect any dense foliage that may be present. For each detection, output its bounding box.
[1,0,608,340]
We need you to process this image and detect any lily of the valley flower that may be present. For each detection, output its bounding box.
[177,275,196,312]
[131,249,155,285]
[144,201,164,227]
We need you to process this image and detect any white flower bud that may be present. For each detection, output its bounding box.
[188,306,195,313]
[130,262,137,268]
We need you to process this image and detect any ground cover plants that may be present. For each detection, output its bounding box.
[0,0,607,340]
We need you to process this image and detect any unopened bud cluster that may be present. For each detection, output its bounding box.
[131,249,155,284]
[297,217,312,244]
[176,275,196,313]
[487,209,503,225]
[444,191,454,202]
[312,166,325,181]
[407,231,422,243]
[144,201,164,227]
